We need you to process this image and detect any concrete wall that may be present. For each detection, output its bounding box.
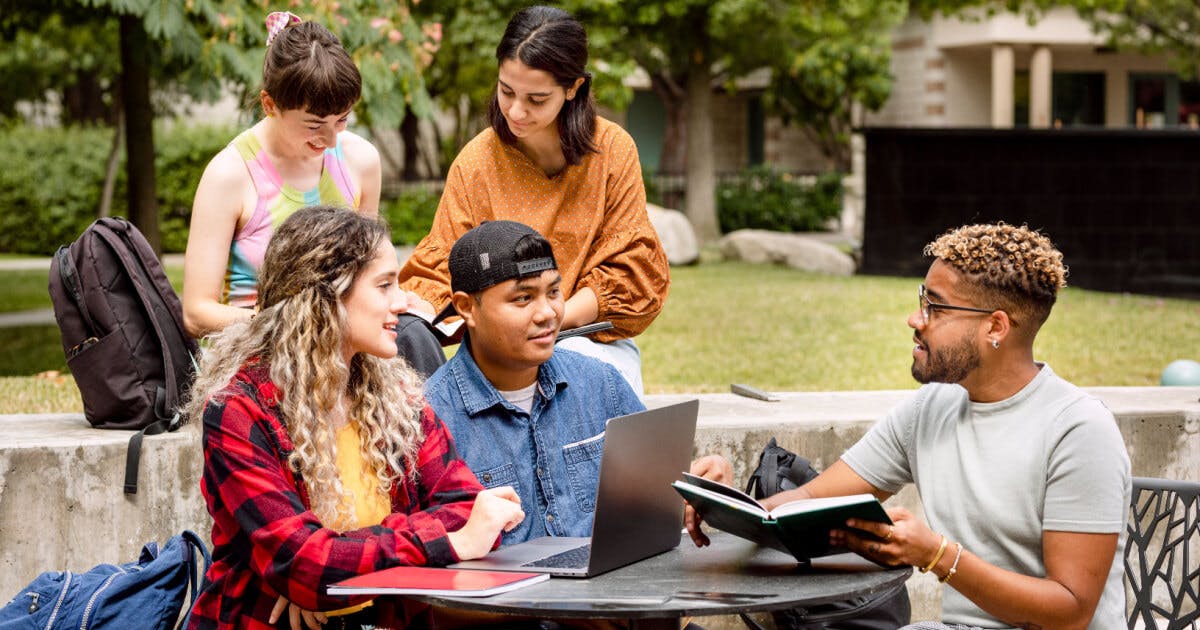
[2,386,1197,622]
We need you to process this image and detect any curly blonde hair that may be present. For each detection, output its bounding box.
[185,206,425,530]
[925,222,1067,329]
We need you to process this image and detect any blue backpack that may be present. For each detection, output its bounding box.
[0,531,210,630]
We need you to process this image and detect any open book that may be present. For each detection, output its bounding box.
[673,472,892,562]
[327,566,549,597]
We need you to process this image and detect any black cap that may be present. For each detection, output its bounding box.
[433,221,557,323]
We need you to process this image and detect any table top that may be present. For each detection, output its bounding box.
[410,532,912,620]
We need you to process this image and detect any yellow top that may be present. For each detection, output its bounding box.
[326,422,391,617]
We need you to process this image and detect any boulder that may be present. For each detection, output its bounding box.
[647,204,699,266]
[719,229,856,276]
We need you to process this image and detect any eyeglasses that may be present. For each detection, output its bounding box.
[918,284,996,324]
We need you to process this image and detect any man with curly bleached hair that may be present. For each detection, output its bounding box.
[685,223,1131,630]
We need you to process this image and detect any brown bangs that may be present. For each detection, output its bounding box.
[262,22,362,117]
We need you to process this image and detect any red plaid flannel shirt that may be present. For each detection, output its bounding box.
[186,364,483,629]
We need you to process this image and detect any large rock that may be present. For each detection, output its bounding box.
[647,204,699,266]
[719,229,856,275]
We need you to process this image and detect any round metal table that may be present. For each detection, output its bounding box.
[410,532,912,629]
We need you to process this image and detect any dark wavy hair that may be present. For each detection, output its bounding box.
[489,6,597,165]
[262,21,362,117]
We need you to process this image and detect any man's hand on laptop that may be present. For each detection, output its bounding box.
[683,455,733,547]
[448,486,525,560]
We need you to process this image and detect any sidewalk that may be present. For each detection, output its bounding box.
[0,249,412,329]
[0,254,186,328]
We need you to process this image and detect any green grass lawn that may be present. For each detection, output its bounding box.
[0,260,1197,414]
[0,269,53,313]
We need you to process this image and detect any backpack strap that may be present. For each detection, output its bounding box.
[55,244,98,334]
[123,388,181,494]
[176,530,213,630]
[88,219,194,494]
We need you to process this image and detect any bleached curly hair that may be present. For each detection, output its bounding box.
[925,222,1067,330]
[185,206,425,530]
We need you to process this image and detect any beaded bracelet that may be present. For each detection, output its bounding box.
[920,535,948,573]
[940,542,965,584]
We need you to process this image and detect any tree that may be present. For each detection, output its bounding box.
[0,0,437,252]
[1068,1,1200,78]
[765,1,906,172]
[573,0,768,241]
[572,1,905,241]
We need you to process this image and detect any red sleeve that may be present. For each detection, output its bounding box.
[200,389,479,611]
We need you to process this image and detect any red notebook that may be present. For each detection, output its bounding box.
[327,566,549,597]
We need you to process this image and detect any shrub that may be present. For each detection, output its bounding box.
[380,186,441,245]
[717,166,844,233]
[0,123,236,254]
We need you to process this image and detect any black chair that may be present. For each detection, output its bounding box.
[1126,476,1200,629]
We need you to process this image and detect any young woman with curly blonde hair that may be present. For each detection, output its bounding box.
[186,206,523,630]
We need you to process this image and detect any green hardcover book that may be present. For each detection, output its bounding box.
[673,473,892,562]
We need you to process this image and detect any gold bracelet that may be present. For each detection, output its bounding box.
[940,542,964,583]
[919,535,948,573]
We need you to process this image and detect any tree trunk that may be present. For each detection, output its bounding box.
[685,60,718,242]
[119,14,161,255]
[400,113,422,181]
[647,71,688,209]
[369,125,404,180]
[98,113,124,218]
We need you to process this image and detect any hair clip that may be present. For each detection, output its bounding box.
[265,11,303,47]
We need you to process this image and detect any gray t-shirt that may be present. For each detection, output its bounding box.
[843,364,1130,629]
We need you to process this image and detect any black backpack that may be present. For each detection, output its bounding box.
[48,217,198,495]
[742,438,912,630]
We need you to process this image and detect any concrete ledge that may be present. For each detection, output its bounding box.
[2,386,1197,620]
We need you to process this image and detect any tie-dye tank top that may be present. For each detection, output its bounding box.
[223,129,360,307]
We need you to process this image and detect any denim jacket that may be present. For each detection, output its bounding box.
[424,346,645,545]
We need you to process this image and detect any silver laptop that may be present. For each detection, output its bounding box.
[449,399,699,578]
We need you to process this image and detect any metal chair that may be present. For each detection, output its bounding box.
[1126,476,1200,629]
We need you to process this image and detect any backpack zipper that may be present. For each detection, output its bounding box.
[78,570,124,630]
[42,571,72,630]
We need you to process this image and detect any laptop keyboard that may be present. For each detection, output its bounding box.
[521,544,591,569]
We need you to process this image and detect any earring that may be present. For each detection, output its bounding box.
[991,339,1000,349]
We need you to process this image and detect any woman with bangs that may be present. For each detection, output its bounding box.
[182,13,379,337]
[186,206,524,630]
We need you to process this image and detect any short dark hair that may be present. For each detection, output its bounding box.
[489,6,597,165]
[262,21,362,117]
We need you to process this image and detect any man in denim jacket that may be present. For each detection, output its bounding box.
[423,220,649,545]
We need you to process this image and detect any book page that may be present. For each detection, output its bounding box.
[680,472,766,511]
[769,493,882,519]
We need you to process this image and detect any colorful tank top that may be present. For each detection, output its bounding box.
[223,129,360,307]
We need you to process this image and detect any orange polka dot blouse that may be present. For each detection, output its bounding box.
[400,117,670,342]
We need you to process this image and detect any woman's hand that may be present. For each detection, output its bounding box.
[447,486,525,560]
[682,455,734,548]
[831,506,943,568]
[269,595,328,630]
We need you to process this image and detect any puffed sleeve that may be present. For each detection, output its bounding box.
[574,127,670,341]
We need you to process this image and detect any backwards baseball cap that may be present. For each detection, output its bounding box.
[432,220,558,323]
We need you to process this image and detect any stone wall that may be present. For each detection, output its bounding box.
[2,386,1196,620]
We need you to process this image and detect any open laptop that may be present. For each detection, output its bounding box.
[449,399,699,578]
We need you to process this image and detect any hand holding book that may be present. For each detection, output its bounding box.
[673,473,892,562]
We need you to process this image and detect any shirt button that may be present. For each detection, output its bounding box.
[547,515,554,522]
[536,468,543,476]
[482,473,491,483]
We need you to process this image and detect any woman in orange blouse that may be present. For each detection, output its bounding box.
[400,6,669,395]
